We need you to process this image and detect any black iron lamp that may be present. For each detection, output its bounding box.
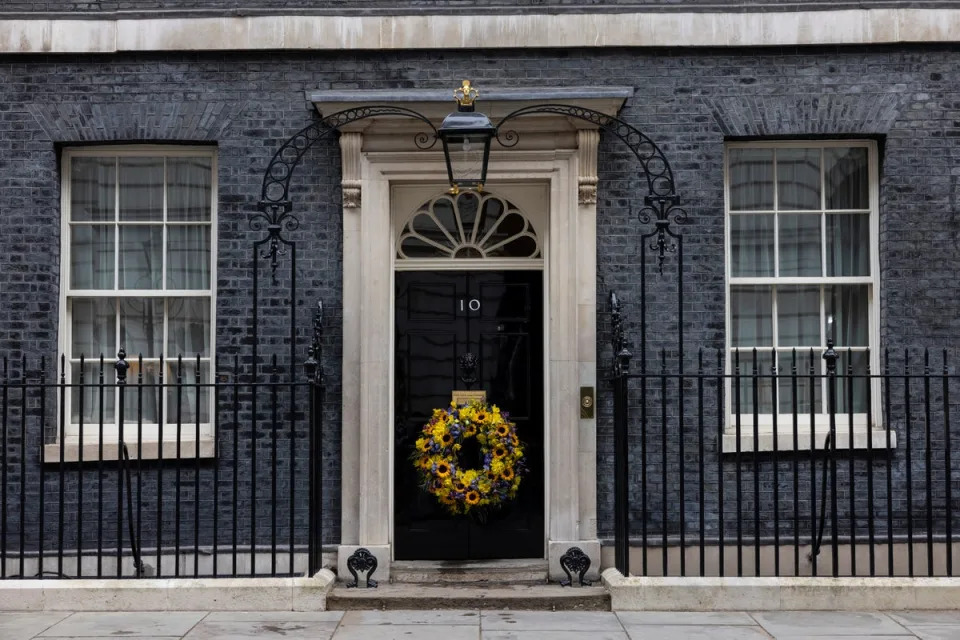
[438,80,497,194]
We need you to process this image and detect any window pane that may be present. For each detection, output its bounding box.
[122,361,160,425]
[120,298,163,358]
[167,157,212,222]
[70,362,116,425]
[167,226,211,289]
[731,286,773,347]
[119,226,163,289]
[732,349,774,415]
[729,148,774,210]
[71,157,115,222]
[826,285,869,347]
[730,214,774,277]
[168,298,210,357]
[777,148,821,210]
[777,349,823,415]
[777,285,820,347]
[825,147,869,210]
[778,214,822,276]
[834,350,869,414]
[167,361,210,425]
[119,158,163,221]
[826,214,870,276]
[71,298,115,358]
[70,225,114,289]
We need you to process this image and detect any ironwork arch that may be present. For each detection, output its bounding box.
[494,103,687,273]
[254,102,687,273]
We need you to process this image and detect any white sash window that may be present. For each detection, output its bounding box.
[724,141,882,447]
[60,147,217,447]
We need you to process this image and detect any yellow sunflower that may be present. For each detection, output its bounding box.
[502,467,515,481]
[493,446,506,458]
[496,424,509,436]
[436,462,451,477]
[465,491,480,505]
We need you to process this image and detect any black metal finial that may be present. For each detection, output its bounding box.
[610,292,632,377]
[822,315,838,375]
[305,299,324,385]
[115,348,129,385]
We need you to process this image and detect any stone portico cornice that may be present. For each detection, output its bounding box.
[0,9,959,54]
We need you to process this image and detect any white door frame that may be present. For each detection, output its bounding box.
[336,140,602,582]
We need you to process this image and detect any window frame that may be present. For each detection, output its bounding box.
[722,139,883,444]
[57,145,218,451]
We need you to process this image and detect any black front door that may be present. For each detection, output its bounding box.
[394,270,544,560]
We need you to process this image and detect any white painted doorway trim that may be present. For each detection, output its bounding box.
[337,143,601,582]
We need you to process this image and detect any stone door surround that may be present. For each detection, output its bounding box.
[311,87,632,582]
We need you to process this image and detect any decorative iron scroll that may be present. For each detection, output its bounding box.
[346,547,379,588]
[495,104,686,272]
[559,546,592,587]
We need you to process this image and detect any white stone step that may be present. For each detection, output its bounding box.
[327,582,610,611]
[389,559,549,585]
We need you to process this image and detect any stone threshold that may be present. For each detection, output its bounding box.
[0,570,336,612]
[602,568,960,611]
[327,582,610,611]
[390,558,549,584]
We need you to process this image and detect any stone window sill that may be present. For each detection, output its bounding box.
[43,437,216,463]
[721,429,897,453]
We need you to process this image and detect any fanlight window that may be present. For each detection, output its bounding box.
[397,191,541,260]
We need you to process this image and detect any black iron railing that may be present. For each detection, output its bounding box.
[610,342,959,578]
[0,349,325,579]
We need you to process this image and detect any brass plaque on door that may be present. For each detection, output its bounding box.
[452,389,487,405]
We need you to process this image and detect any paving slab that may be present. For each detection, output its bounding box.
[40,637,182,640]
[341,609,480,625]
[752,611,911,637]
[202,612,344,622]
[0,612,72,640]
[331,625,481,640]
[480,611,623,631]
[621,626,771,640]
[891,613,960,626]
[908,626,960,640]
[183,620,339,639]
[482,631,628,640]
[775,637,918,640]
[617,612,756,626]
[39,612,207,637]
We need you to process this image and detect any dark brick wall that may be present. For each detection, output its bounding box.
[0,45,958,560]
[1,0,956,18]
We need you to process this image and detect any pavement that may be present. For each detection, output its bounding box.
[2,610,960,639]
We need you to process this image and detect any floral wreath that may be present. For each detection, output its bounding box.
[412,399,525,515]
